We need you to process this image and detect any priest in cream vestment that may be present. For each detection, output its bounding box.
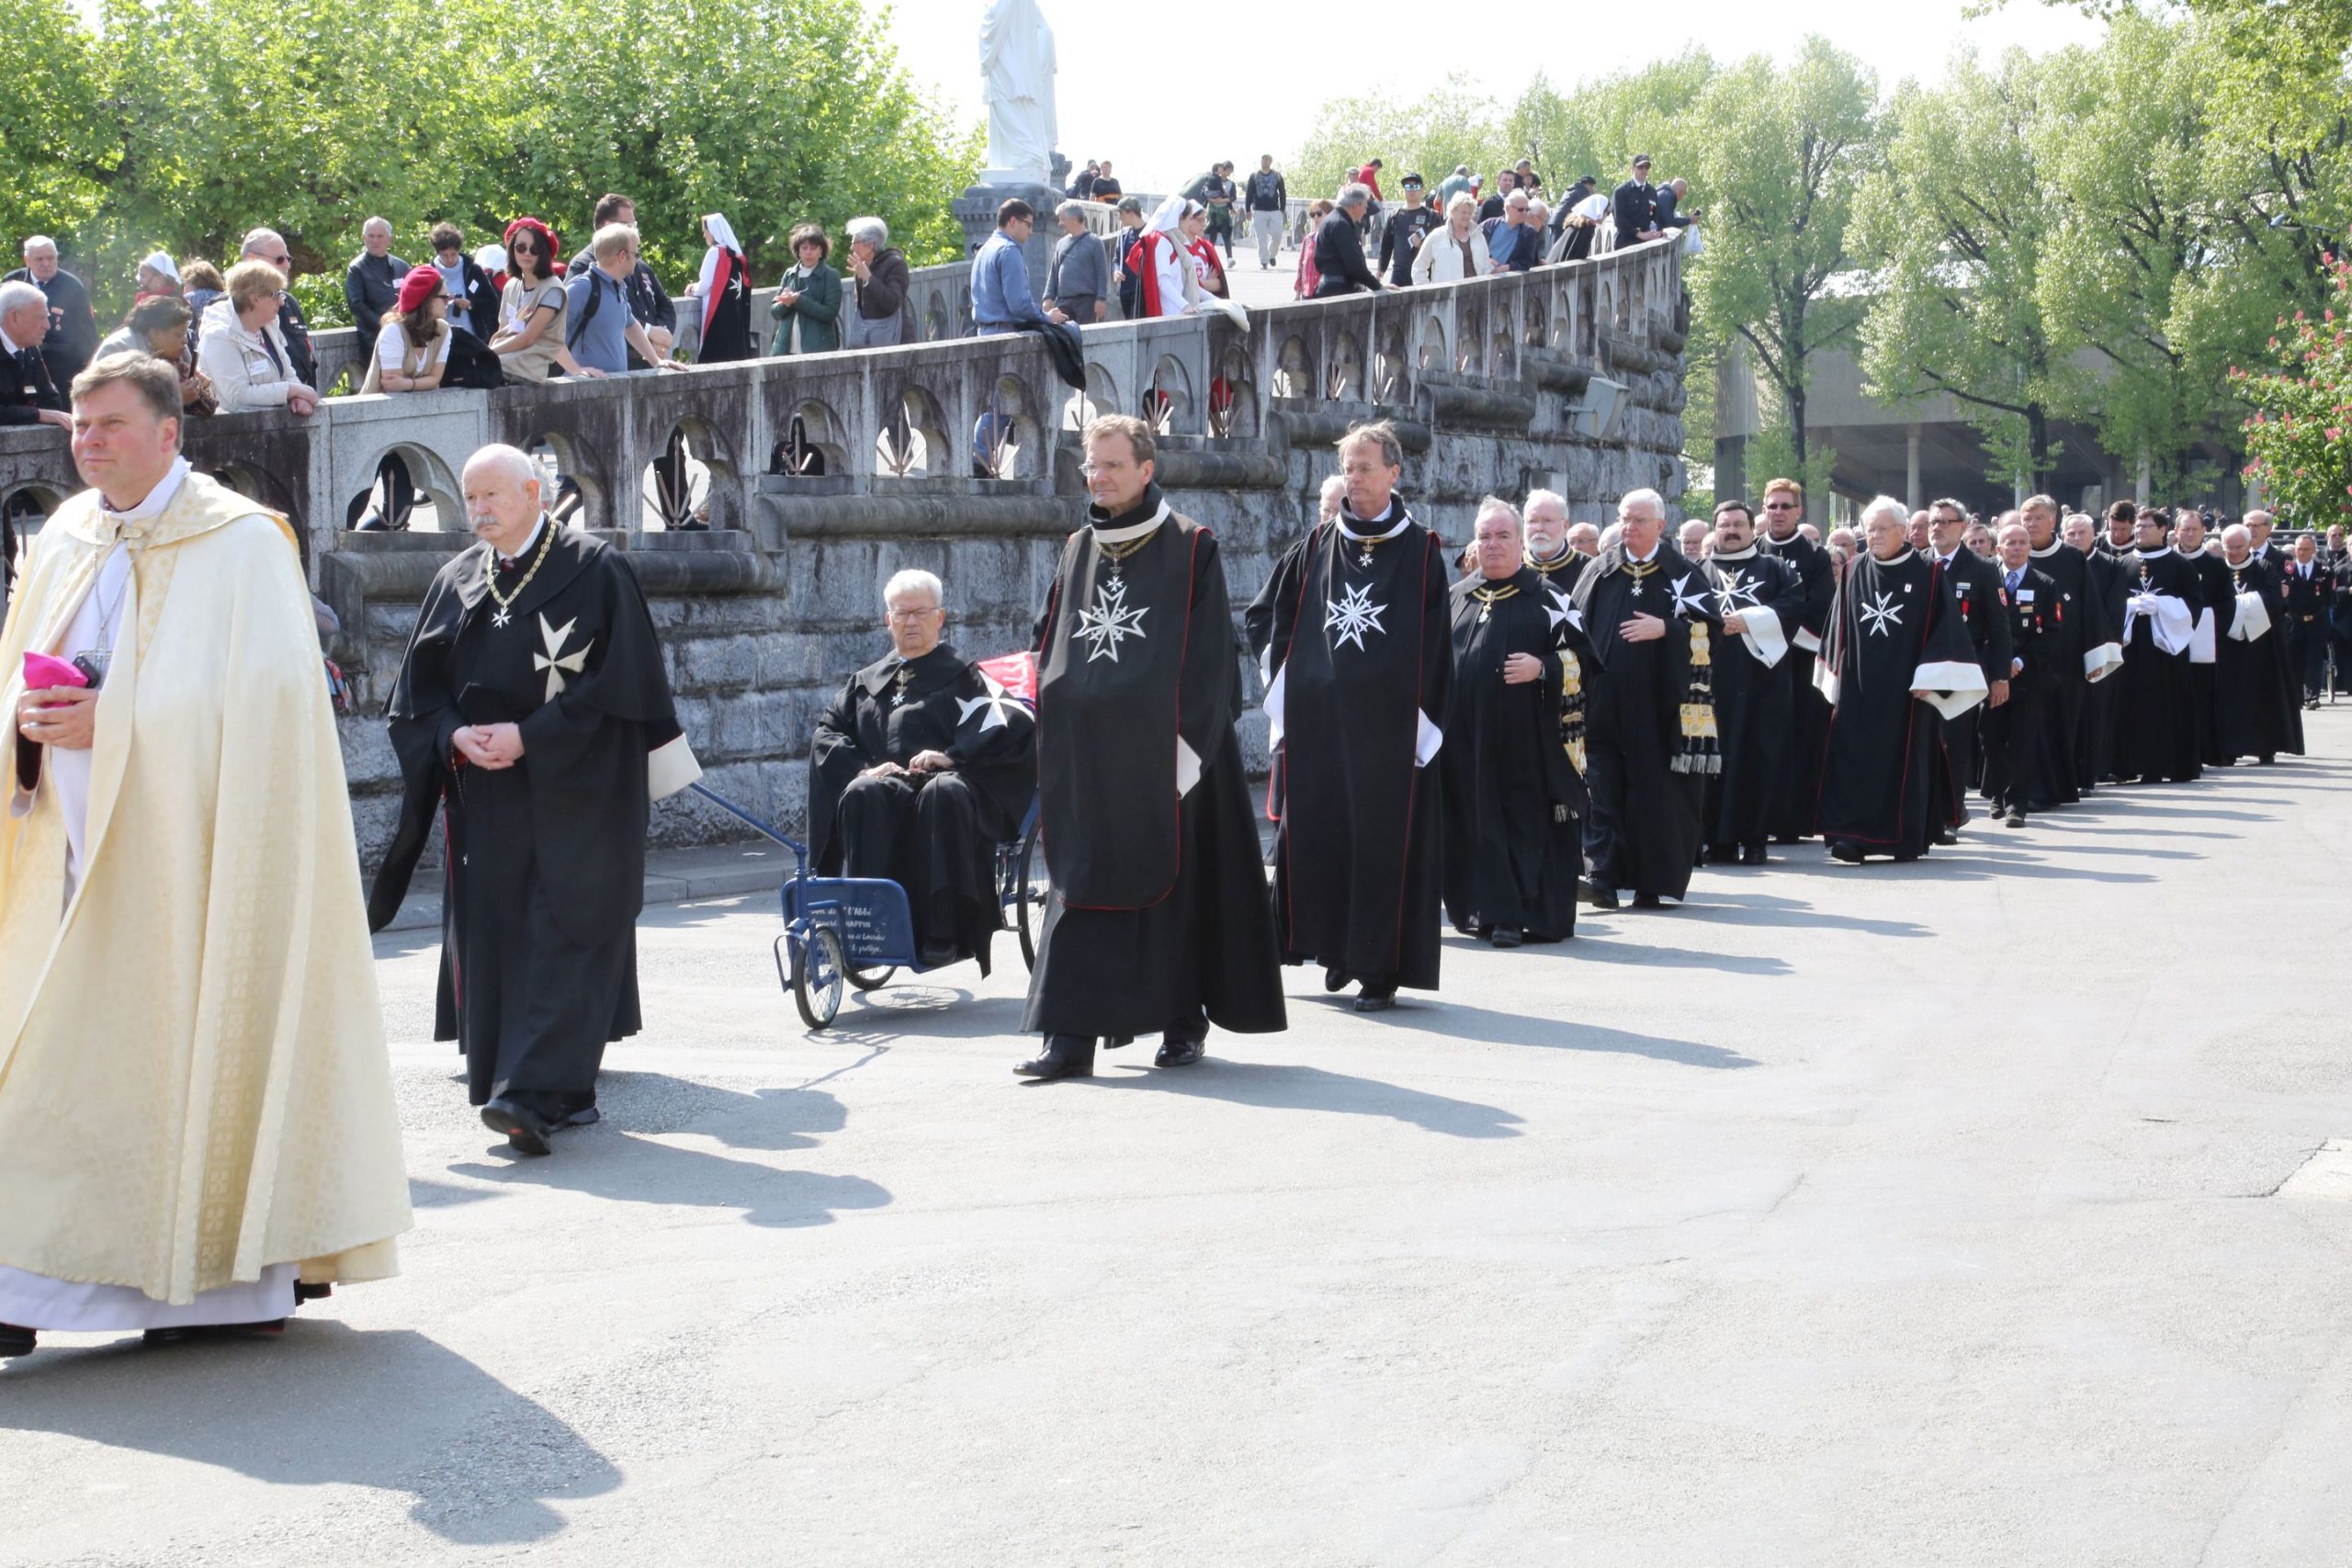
[0,354,410,1357]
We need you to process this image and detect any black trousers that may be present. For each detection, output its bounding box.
[1981,683,2045,811]
[2290,615,2328,699]
[835,771,1000,966]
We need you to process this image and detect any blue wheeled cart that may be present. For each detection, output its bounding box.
[688,783,1045,1029]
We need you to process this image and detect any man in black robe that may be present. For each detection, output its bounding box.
[2110,508,2204,785]
[1758,479,1835,844]
[1018,416,1284,1081]
[1982,520,2057,828]
[1816,497,1988,863]
[2023,494,2121,806]
[1926,499,2014,839]
[2173,512,2237,768]
[368,445,691,1156]
[1521,489,1587,597]
[2213,524,2303,765]
[1442,499,1586,945]
[807,570,1035,973]
[1250,420,1451,1010]
[2069,510,2131,789]
[1698,499,1808,866]
[1567,487,1714,908]
[6,238,98,389]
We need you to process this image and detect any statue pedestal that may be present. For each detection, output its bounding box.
[954,180,1064,308]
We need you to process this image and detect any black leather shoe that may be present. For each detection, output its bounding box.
[1102,1035,1134,1051]
[1934,827,1960,846]
[143,1319,287,1347]
[1322,965,1349,993]
[1579,879,1619,910]
[0,1323,34,1357]
[1828,840,1864,864]
[917,939,958,968]
[1154,1036,1204,1067]
[1015,1035,1095,1080]
[1353,987,1397,1012]
[1489,928,1522,948]
[481,1096,555,1156]
[1632,892,1663,908]
[2003,807,2026,828]
[1738,845,1769,865]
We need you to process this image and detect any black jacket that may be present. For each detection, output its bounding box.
[344,252,412,328]
[0,339,65,425]
[1940,549,2015,686]
[1996,563,2059,686]
[1652,186,1692,231]
[1611,179,1656,245]
[2,266,98,386]
[1245,170,1288,211]
[1378,204,1442,285]
[276,292,318,387]
[1311,211,1383,297]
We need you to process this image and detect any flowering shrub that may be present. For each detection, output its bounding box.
[2233,253,2352,527]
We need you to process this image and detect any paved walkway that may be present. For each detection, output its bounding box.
[9,717,2352,1565]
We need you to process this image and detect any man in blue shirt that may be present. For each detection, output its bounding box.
[566,225,679,378]
[970,200,1047,337]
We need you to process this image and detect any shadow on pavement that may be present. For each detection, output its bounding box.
[0,1323,617,1544]
[1090,1058,1525,1138]
[1679,889,1931,938]
[1344,998,1760,1069]
[1471,929,1794,975]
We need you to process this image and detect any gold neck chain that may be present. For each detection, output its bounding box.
[485,524,558,628]
[1470,582,1520,622]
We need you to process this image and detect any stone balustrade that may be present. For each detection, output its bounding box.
[0,237,1689,871]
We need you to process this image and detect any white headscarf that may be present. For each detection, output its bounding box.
[1146,193,1188,237]
[696,212,743,299]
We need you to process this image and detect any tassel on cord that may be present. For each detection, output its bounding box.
[1671,622,1722,776]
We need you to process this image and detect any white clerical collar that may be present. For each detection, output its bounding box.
[2136,544,2173,560]
[1764,525,1800,545]
[1092,498,1170,544]
[2029,539,2064,558]
[1711,543,1758,562]
[1624,545,1658,565]
[101,457,191,520]
[1336,505,1410,544]
[1876,547,1917,566]
[499,515,548,567]
[2226,556,2252,570]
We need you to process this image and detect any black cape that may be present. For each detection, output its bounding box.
[807,641,1035,972]
[1023,491,1284,1038]
[2213,556,2305,762]
[1441,569,1586,941]
[2078,547,2132,789]
[697,249,756,364]
[1699,547,1809,855]
[1568,540,1713,900]
[2110,547,2203,784]
[368,523,683,1104]
[2179,547,2238,767]
[1253,503,1453,991]
[1816,549,1984,858]
[1761,525,1836,840]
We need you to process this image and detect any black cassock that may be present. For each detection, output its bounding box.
[2025,539,2120,803]
[2213,556,2304,763]
[1698,547,1808,859]
[2078,547,2132,788]
[1023,491,1285,1041]
[1440,569,1587,941]
[1815,549,1985,859]
[1568,541,1713,901]
[1761,525,1836,840]
[369,524,684,1115]
[807,643,1035,973]
[1937,547,2014,815]
[2110,547,2203,784]
[1253,504,1452,993]
[2179,548,2238,768]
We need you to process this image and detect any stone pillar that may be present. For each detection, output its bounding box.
[953,183,1062,310]
[1905,423,1921,508]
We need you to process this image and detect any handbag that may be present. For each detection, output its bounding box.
[445,327,506,389]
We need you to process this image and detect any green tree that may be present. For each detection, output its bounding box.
[1293,75,1511,206]
[2234,254,2352,527]
[0,0,115,249]
[1857,49,2082,488]
[1679,38,1880,476]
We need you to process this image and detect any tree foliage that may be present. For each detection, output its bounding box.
[0,0,978,327]
[2234,255,2352,527]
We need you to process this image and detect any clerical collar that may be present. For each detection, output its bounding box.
[1623,543,1660,566]
[100,457,191,520]
[1875,547,1917,566]
[2136,544,2173,560]
[1089,485,1170,542]
[499,515,548,567]
[1710,542,1758,562]
[2029,539,2064,558]
[1765,525,1800,545]
[1336,501,1411,543]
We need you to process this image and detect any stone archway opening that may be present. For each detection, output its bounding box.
[773,398,847,476]
[976,378,1041,480]
[643,415,738,530]
[876,387,949,478]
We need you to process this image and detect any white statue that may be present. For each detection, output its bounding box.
[978,0,1057,186]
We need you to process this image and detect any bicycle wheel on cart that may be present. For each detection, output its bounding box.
[1015,818,1046,971]
[792,926,846,1028]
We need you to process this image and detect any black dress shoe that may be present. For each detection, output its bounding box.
[917,939,958,968]
[1322,965,1349,993]
[143,1319,287,1347]
[2003,807,2026,828]
[481,1096,555,1156]
[1632,892,1663,908]
[0,1322,34,1357]
[1738,845,1769,865]
[1015,1035,1095,1080]
[1353,987,1397,1012]
[1489,927,1522,948]
[1934,827,1960,846]
[1102,1034,1135,1050]
[1771,833,1800,846]
[1828,840,1864,863]
[1154,1036,1204,1066]
[1579,879,1619,910]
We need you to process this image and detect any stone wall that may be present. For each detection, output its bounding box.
[0,237,1688,871]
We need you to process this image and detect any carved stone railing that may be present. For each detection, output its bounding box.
[0,237,1689,863]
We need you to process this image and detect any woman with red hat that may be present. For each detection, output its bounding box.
[363,265,452,394]
[488,217,584,382]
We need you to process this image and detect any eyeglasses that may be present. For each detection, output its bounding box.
[266,254,291,267]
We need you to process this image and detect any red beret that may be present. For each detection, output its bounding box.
[396,265,443,314]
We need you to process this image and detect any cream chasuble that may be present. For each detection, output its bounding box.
[0,469,411,1307]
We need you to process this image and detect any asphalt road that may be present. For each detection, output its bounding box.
[7,716,2352,1566]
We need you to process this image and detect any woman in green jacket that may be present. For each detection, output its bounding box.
[769,223,842,355]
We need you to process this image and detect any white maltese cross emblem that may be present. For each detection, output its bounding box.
[1077,577,1148,662]
[534,614,593,701]
[1326,582,1389,651]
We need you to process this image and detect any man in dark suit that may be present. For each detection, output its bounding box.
[2278,532,2332,706]
[0,281,70,430]
[1652,177,1696,231]
[1311,186,1387,298]
[5,237,98,389]
[1982,520,2057,827]
[1928,498,2012,837]
[1611,155,1659,248]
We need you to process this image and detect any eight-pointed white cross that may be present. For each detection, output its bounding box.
[1858,591,1905,638]
[956,672,1030,734]
[1326,582,1389,651]
[1077,577,1148,662]
[534,614,593,702]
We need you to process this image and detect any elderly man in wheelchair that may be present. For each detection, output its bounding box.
[806,570,1036,973]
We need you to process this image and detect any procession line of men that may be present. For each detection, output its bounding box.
[0,351,2324,1351]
